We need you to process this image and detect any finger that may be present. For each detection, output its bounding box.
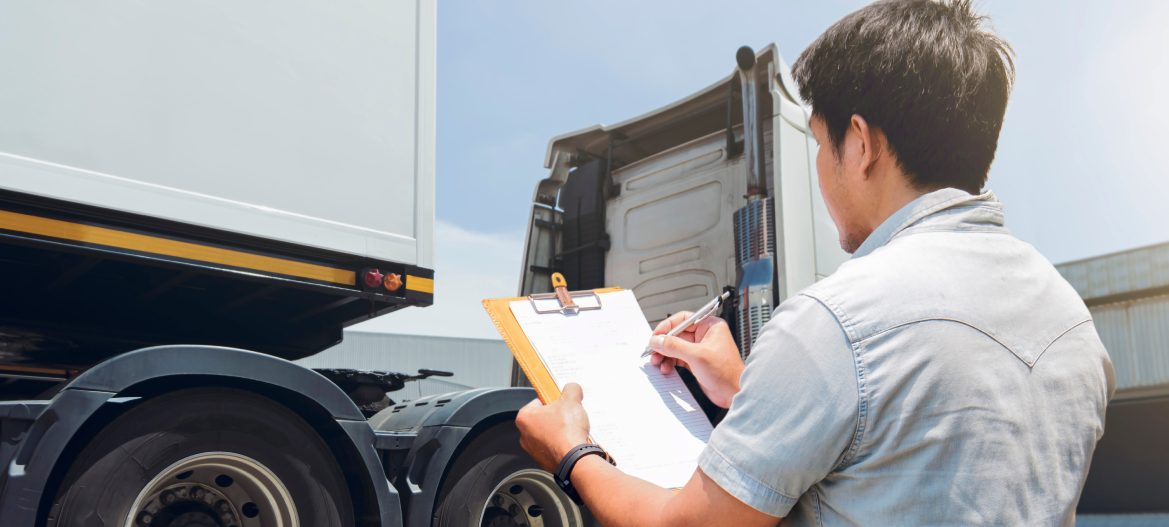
[652,311,695,335]
[560,382,584,403]
[659,357,677,375]
[696,315,727,331]
[648,334,703,363]
[516,398,541,426]
[650,352,663,367]
[692,316,728,341]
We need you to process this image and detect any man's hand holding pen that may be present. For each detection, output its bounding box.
[646,311,745,409]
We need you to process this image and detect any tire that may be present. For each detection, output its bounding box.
[434,422,597,527]
[46,387,354,527]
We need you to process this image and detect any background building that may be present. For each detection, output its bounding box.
[1056,241,1169,523]
[1057,241,1169,398]
[297,331,512,402]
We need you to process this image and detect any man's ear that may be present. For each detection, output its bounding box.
[848,114,884,179]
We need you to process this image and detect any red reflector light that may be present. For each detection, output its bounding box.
[362,268,384,289]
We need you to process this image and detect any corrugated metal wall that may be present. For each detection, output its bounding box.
[1084,296,1169,392]
[1058,243,1169,303]
[400,377,489,401]
[296,331,513,401]
[1087,295,1169,393]
[1057,243,1169,395]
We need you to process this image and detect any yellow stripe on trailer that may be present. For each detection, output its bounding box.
[406,275,434,294]
[0,209,357,286]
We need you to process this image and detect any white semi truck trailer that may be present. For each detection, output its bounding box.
[0,2,588,526]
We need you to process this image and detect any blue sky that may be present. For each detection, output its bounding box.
[355,1,1169,337]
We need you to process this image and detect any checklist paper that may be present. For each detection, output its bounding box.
[510,289,714,489]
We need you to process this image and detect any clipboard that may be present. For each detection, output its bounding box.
[482,272,621,403]
[483,273,715,489]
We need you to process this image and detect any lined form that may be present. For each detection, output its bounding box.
[510,289,713,489]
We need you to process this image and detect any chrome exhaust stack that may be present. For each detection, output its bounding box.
[736,46,768,200]
[732,46,778,358]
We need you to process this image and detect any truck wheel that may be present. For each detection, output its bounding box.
[46,387,353,527]
[434,422,595,527]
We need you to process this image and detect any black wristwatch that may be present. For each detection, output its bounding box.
[554,443,614,505]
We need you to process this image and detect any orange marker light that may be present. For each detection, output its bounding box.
[383,273,403,292]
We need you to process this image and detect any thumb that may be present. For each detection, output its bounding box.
[560,383,584,403]
[648,334,703,362]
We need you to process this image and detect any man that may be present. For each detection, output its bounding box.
[516,1,1115,525]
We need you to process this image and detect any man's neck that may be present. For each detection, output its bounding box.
[866,180,930,234]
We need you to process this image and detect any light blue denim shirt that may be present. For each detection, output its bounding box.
[697,188,1115,526]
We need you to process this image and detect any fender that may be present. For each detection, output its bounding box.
[0,345,402,527]
[370,386,535,527]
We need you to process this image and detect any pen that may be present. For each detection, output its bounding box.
[641,291,731,358]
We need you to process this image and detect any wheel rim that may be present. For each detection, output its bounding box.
[479,469,582,527]
[123,452,298,527]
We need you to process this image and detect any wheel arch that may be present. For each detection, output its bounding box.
[1,345,401,527]
[370,387,535,527]
[429,389,536,496]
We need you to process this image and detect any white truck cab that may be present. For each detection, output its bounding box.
[519,45,848,364]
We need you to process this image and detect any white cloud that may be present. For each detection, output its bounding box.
[350,220,525,339]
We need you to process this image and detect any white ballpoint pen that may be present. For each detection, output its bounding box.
[640,291,731,358]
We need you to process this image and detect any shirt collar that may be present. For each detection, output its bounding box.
[851,188,1004,259]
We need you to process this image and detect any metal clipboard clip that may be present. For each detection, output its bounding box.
[527,272,602,315]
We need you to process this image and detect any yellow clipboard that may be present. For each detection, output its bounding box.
[482,274,621,404]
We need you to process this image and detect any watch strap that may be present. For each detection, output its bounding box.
[554,443,614,505]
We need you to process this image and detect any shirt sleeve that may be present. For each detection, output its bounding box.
[698,294,860,517]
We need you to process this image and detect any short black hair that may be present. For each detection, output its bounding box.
[793,0,1014,194]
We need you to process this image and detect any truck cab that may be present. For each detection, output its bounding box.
[519,45,848,362]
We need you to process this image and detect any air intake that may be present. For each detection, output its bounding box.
[733,198,777,358]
